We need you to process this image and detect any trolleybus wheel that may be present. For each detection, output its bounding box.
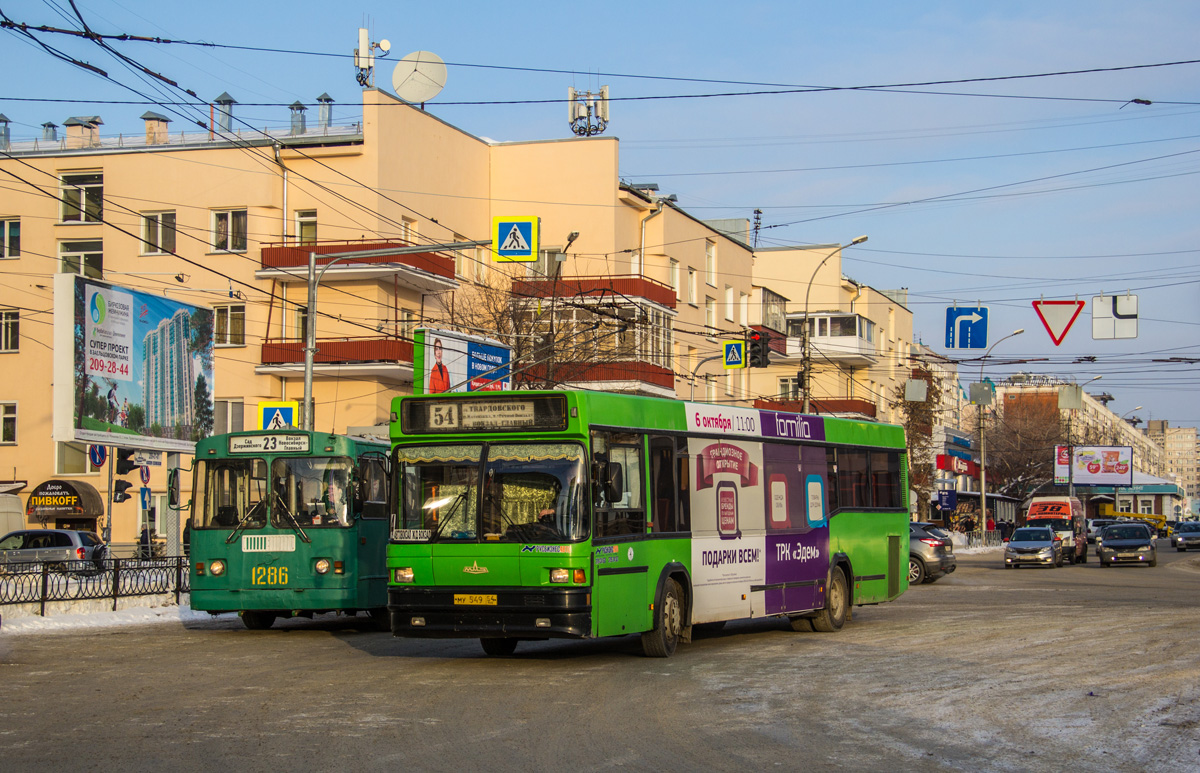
[241,611,276,630]
[641,578,683,658]
[480,638,518,657]
[811,567,848,633]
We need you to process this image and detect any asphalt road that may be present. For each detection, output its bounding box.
[2,545,1199,772]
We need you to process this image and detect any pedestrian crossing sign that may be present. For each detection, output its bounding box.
[258,401,299,430]
[492,216,539,262]
[723,340,746,369]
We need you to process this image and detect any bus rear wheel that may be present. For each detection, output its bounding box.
[642,578,683,658]
[811,567,848,632]
[241,611,276,630]
[480,638,518,657]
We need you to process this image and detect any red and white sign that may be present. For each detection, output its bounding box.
[937,454,979,478]
[1033,300,1085,346]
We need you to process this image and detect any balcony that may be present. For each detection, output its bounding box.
[257,336,414,381]
[522,360,677,398]
[779,313,879,367]
[512,275,676,310]
[257,240,457,294]
[754,397,878,421]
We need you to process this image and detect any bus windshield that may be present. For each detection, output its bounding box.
[195,458,268,529]
[270,457,353,528]
[394,442,587,543]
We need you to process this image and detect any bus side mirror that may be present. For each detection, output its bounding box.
[604,462,623,503]
[168,469,191,511]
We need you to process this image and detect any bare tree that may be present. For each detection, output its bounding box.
[984,394,1065,501]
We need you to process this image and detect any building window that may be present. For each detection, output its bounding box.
[705,297,716,339]
[1,219,19,257]
[452,234,468,277]
[669,259,679,297]
[61,173,103,222]
[399,309,416,339]
[739,293,749,327]
[472,246,488,283]
[400,217,417,243]
[213,304,245,346]
[56,441,101,474]
[724,286,734,321]
[0,309,17,352]
[0,402,14,443]
[142,211,176,254]
[778,377,800,400]
[705,240,716,285]
[296,210,317,245]
[529,249,563,278]
[704,375,716,402]
[213,209,247,252]
[687,268,697,304]
[213,400,245,434]
[294,306,310,341]
[60,240,103,278]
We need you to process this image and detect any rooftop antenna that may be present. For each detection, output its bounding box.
[392,51,447,107]
[354,27,391,87]
[568,86,610,136]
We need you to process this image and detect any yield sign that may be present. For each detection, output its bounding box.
[1033,300,1085,346]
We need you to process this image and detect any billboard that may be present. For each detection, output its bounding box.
[1066,445,1133,487]
[54,274,215,452]
[413,328,511,395]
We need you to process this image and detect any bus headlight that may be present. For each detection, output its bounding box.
[394,567,414,583]
[209,560,226,576]
[550,568,569,583]
[315,559,331,574]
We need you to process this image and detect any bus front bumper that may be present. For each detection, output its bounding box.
[388,586,591,639]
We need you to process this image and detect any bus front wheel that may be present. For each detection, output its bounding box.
[241,611,276,630]
[480,638,518,657]
[812,567,848,632]
[642,579,683,658]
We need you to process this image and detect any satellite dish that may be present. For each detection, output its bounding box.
[392,51,447,104]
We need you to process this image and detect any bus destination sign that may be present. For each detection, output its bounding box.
[408,395,568,433]
[228,434,312,454]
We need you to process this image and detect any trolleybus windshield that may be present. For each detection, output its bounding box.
[394,442,586,543]
[270,457,353,528]
[195,458,267,530]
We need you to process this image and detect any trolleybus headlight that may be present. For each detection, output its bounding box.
[549,568,569,583]
[394,567,414,583]
[315,559,331,574]
[210,560,226,576]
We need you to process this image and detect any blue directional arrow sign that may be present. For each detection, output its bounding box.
[945,306,989,349]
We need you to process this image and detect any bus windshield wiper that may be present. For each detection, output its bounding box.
[272,493,311,544]
[431,491,469,540]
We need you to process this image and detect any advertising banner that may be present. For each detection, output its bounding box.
[1054,445,1070,485]
[1070,445,1133,486]
[413,328,511,394]
[54,275,215,453]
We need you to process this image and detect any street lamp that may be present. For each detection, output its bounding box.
[977,328,1024,545]
[801,235,868,414]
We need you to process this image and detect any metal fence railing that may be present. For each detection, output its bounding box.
[0,557,190,616]
[963,531,1004,549]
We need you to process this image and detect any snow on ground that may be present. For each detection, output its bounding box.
[0,602,234,635]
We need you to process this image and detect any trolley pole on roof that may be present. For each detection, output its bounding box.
[301,240,492,431]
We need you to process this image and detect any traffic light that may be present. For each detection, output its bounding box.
[113,480,134,504]
[115,447,138,475]
[746,330,770,368]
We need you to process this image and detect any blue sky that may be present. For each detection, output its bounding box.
[4,1,1199,423]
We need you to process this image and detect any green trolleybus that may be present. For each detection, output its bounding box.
[387,391,909,656]
[188,429,390,630]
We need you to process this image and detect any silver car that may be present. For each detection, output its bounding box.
[1172,521,1200,552]
[0,529,108,566]
[1003,527,1062,568]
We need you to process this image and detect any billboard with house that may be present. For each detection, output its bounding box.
[53,274,215,452]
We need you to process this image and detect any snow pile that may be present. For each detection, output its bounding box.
[0,603,232,635]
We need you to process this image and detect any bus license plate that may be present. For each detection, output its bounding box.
[454,594,497,606]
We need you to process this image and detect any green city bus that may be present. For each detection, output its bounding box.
[386,391,910,657]
[188,430,390,630]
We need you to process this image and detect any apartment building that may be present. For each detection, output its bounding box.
[1144,420,1199,511]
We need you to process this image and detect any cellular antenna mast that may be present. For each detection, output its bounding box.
[354,27,392,87]
[568,86,610,136]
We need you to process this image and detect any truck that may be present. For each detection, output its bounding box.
[1022,496,1087,564]
[1097,503,1167,537]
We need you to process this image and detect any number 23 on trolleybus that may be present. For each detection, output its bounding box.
[185,430,390,630]
[385,391,910,657]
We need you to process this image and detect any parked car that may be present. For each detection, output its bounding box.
[1003,527,1062,568]
[909,522,957,584]
[1086,519,1116,544]
[0,529,108,568]
[1097,523,1157,567]
[1171,521,1200,552]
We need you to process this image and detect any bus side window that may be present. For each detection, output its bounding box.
[676,436,691,534]
[591,431,645,537]
[358,455,388,519]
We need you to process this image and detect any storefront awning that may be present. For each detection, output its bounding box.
[25,479,104,521]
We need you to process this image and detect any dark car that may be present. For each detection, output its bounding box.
[0,528,108,568]
[1003,526,1062,568]
[1098,523,1157,567]
[909,522,956,584]
[1172,521,1200,551]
